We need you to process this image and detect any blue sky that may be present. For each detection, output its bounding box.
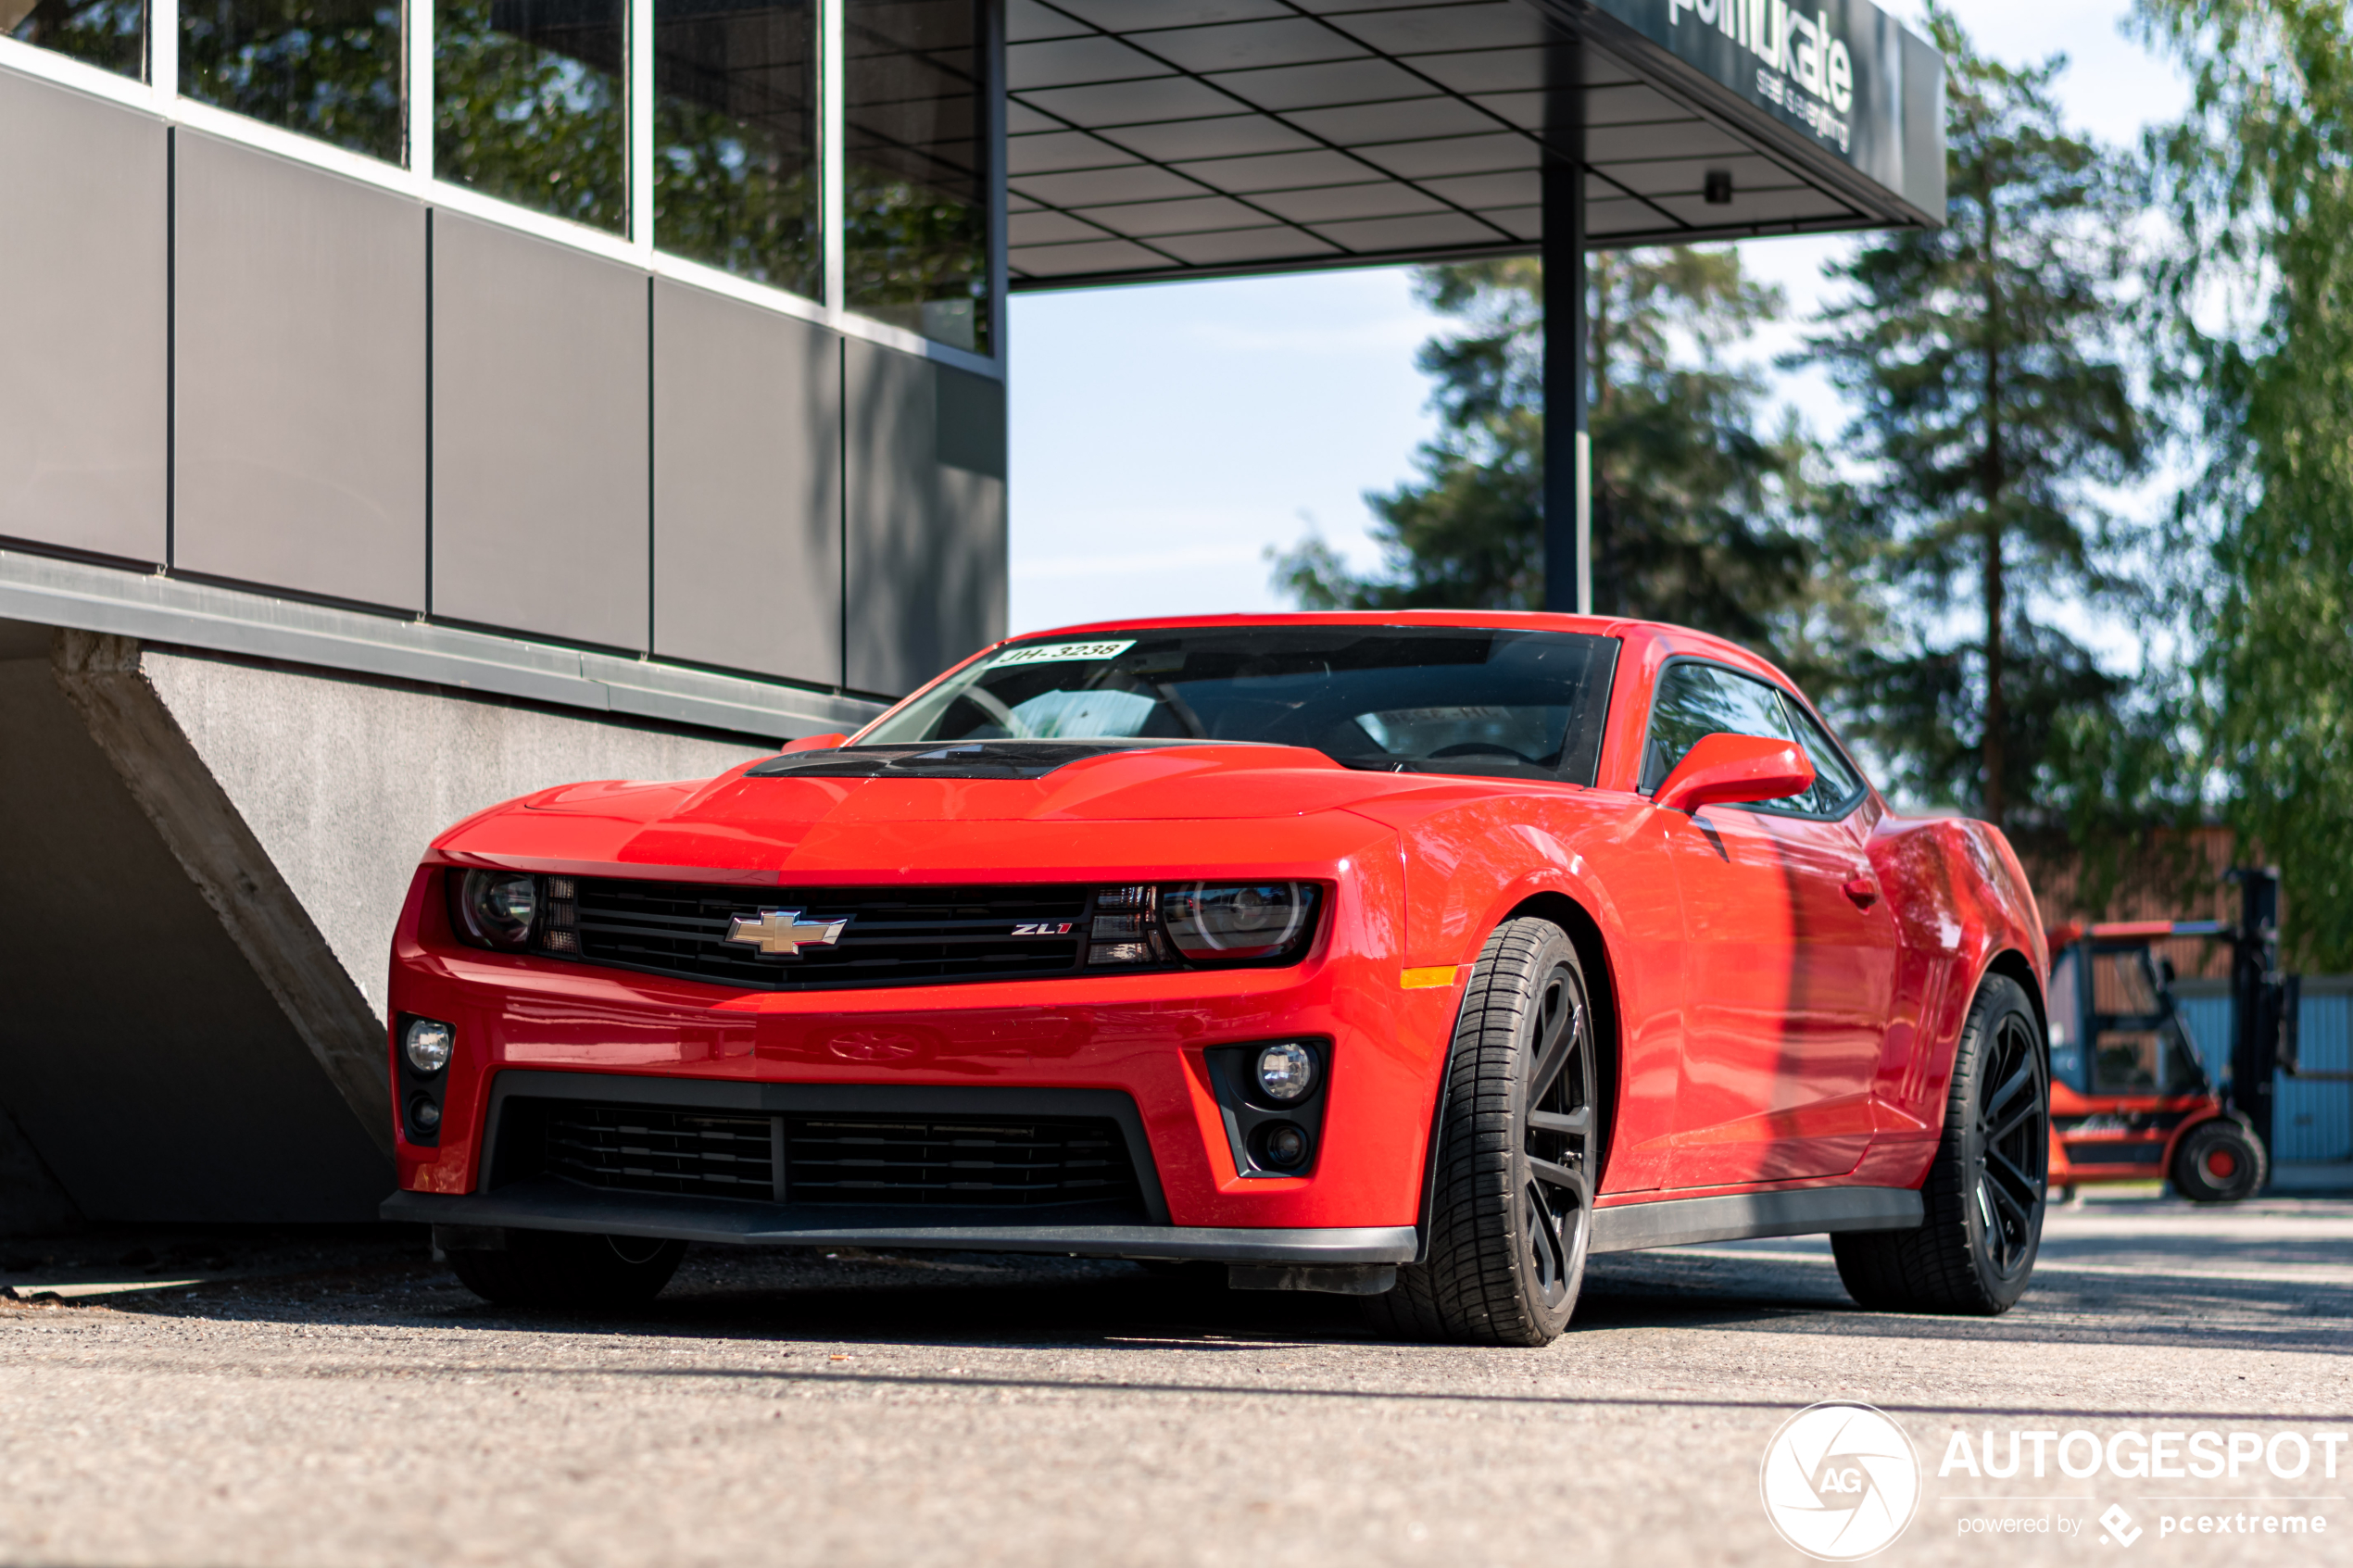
[1004,1,2193,637]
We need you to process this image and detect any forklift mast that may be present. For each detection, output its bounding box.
[2227,868,2300,1156]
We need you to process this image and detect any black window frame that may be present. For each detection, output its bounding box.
[1635,655,1870,822]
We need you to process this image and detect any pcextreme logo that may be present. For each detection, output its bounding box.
[1760,1402,1923,1560]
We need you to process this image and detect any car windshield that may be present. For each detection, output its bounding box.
[860,625,1621,783]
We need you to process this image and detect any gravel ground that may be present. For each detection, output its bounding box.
[3,1191,2348,1568]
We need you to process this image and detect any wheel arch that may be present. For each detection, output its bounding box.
[1504,891,1623,1186]
[1982,947,2049,1049]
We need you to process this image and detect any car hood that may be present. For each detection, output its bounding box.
[432,742,1529,880]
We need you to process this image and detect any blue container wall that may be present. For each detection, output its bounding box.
[2172,987,2352,1162]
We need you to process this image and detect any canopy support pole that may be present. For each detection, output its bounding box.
[1541,69,1591,617]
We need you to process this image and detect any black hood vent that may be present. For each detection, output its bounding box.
[746,741,1154,780]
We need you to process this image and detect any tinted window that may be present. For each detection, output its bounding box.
[182,0,404,161]
[437,0,629,233]
[863,626,1622,784]
[654,0,821,300]
[1639,661,1794,793]
[9,0,147,80]
[844,0,989,353]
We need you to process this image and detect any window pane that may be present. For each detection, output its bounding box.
[435,0,627,234]
[844,0,990,354]
[1640,663,1794,792]
[653,0,820,300]
[181,0,403,161]
[7,0,147,79]
[1776,692,1866,815]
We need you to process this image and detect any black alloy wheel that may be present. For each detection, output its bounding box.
[1834,974,2048,1315]
[1363,918,1602,1347]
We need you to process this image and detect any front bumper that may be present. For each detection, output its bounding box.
[387,852,1457,1232]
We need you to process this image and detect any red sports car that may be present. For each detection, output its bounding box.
[382,612,2053,1344]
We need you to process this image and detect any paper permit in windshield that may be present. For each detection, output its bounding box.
[987,639,1136,669]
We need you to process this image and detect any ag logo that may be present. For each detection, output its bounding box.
[1759,1403,1922,1561]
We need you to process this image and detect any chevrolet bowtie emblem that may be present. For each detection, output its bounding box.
[724,908,849,957]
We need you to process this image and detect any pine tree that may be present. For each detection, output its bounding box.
[2137,0,2353,967]
[1802,5,2148,834]
[1271,250,1836,670]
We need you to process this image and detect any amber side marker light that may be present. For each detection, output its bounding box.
[1401,966,1466,989]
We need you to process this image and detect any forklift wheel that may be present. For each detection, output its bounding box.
[2171,1119,2267,1204]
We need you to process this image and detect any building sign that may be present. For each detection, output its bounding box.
[1589,0,1916,197]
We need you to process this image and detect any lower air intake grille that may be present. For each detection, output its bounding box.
[511,1099,1144,1214]
[784,1116,1139,1209]
[542,1104,777,1198]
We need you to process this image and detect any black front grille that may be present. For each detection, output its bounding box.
[543,1104,777,1197]
[509,1098,1145,1214]
[570,880,1088,990]
[785,1116,1139,1208]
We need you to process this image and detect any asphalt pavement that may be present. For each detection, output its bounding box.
[3,1189,2348,1568]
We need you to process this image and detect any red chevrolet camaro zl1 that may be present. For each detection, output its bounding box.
[382,613,2053,1345]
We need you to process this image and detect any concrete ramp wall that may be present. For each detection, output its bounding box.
[0,622,767,1231]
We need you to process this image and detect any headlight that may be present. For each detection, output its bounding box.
[1163,883,1317,961]
[1083,882,1322,970]
[403,1018,455,1074]
[451,871,578,953]
[1254,1041,1317,1102]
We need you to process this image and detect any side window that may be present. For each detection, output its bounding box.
[1775,694,1867,816]
[1639,661,1795,792]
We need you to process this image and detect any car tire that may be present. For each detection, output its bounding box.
[1833,974,2047,1316]
[2171,1117,2267,1204]
[445,1229,686,1308]
[1362,918,1602,1348]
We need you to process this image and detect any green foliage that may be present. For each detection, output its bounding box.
[435,3,628,235]
[843,168,990,353]
[180,0,405,164]
[8,0,146,80]
[2137,0,2353,967]
[1270,250,1839,676]
[655,97,823,301]
[1804,5,2152,833]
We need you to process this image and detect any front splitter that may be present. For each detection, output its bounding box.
[384,1183,1417,1264]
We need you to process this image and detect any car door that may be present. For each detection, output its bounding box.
[1642,660,1894,1187]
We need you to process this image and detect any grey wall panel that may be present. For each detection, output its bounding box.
[0,68,167,563]
[652,282,843,685]
[174,132,427,609]
[844,342,1009,696]
[432,213,650,651]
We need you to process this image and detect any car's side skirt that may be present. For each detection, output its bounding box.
[1588,1185,1923,1254]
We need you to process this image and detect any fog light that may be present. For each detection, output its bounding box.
[1258,1122,1309,1171]
[408,1094,443,1134]
[403,1019,455,1074]
[1254,1042,1316,1102]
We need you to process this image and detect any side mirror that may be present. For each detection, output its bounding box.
[1654,732,1815,813]
[779,732,849,754]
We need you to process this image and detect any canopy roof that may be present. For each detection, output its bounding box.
[1004,0,1945,289]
